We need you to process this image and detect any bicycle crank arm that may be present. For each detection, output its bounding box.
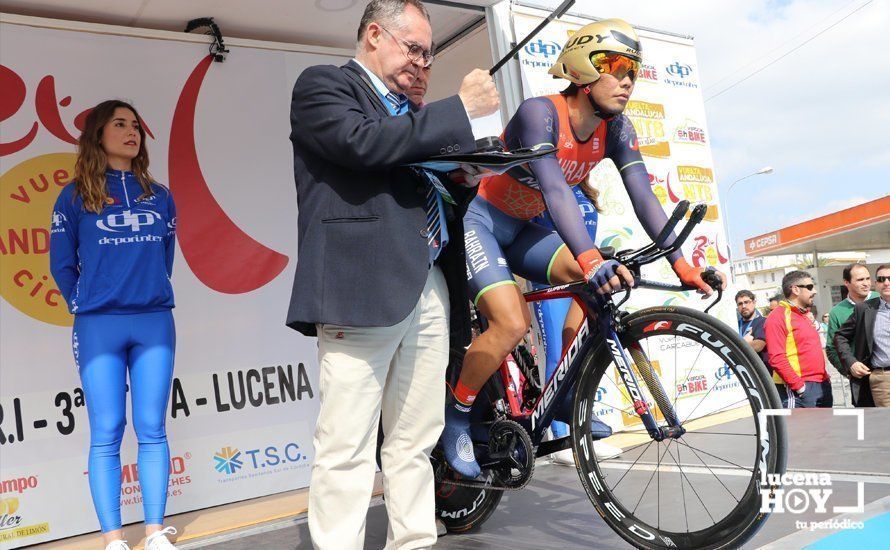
[536,435,571,458]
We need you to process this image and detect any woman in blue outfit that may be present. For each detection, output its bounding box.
[50,100,178,550]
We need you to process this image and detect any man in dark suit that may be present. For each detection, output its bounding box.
[835,264,890,407]
[285,1,499,547]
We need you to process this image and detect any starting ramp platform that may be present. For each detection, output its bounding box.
[37,408,890,549]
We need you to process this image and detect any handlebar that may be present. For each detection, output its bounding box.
[598,201,724,313]
[600,200,695,271]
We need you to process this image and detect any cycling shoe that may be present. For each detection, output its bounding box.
[442,403,482,478]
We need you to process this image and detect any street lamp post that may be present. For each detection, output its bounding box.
[723,166,773,283]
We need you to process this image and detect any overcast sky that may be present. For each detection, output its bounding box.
[530,0,889,256]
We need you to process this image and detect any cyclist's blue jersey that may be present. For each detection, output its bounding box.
[50,170,177,315]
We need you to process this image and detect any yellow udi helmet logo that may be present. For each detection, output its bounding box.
[0,153,76,326]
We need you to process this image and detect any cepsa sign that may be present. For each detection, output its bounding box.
[746,232,781,254]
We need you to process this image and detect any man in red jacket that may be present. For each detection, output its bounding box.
[765,270,833,408]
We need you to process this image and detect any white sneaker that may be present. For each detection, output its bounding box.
[104,541,130,550]
[145,527,178,550]
[550,448,575,466]
[593,441,623,460]
[435,518,447,536]
[551,442,623,465]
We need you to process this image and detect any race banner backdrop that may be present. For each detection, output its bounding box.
[511,8,742,433]
[0,20,351,547]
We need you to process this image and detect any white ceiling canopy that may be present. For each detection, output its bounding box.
[0,0,501,50]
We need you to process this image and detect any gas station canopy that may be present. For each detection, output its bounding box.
[744,195,890,257]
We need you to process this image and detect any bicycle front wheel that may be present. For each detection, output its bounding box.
[572,305,787,549]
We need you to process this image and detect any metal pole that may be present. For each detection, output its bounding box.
[724,167,773,282]
[489,0,576,75]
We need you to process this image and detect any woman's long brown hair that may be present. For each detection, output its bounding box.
[74,100,154,214]
[579,177,602,213]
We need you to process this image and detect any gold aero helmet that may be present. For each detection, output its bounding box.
[548,19,641,85]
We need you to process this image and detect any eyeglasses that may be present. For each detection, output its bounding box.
[794,284,816,291]
[590,52,641,82]
[877,275,890,283]
[378,25,434,68]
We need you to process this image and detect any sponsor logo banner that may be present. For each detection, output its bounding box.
[521,38,562,70]
[1,21,327,548]
[664,61,699,88]
[212,440,310,483]
[637,63,659,83]
[0,498,50,543]
[0,154,76,326]
[624,101,671,158]
[673,120,707,145]
[676,165,719,221]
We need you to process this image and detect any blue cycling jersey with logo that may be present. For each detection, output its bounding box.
[50,170,177,314]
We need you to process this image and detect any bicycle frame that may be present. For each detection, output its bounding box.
[485,200,719,456]
[493,280,686,456]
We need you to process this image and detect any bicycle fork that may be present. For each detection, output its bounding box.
[605,329,685,442]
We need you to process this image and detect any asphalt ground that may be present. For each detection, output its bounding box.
[185,408,890,550]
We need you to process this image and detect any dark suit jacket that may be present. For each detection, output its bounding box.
[834,297,881,407]
[286,60,477,349]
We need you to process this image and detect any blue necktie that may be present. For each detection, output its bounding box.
[424,181,441,251]
[388,93,443,260]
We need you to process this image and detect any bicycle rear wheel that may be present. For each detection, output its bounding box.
[572,306,786,549]
[433,471,504,533]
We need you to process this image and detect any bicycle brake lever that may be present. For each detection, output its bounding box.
[701,268,724,314]
[704,286,723,314]
[611,284,632,310]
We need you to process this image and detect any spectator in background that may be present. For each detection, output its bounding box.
[737,290,764,346]
[835,264,890,407]
[765,271,832,408]
[769,295,780,312]
[406,63,431,105]
[737,290,771,374]
[827,263,877,406]
[820,313,830,346]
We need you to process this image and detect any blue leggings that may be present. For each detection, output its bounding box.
[532,296,573,437]
[73,310,175,532]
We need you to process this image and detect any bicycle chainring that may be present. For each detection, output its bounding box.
[486,419,535,490]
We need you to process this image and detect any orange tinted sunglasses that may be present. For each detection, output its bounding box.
[590,52,640,82]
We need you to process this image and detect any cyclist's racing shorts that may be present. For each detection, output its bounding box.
[464,195,565,305]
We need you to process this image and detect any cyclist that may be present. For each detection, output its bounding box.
[444,19,726,477]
